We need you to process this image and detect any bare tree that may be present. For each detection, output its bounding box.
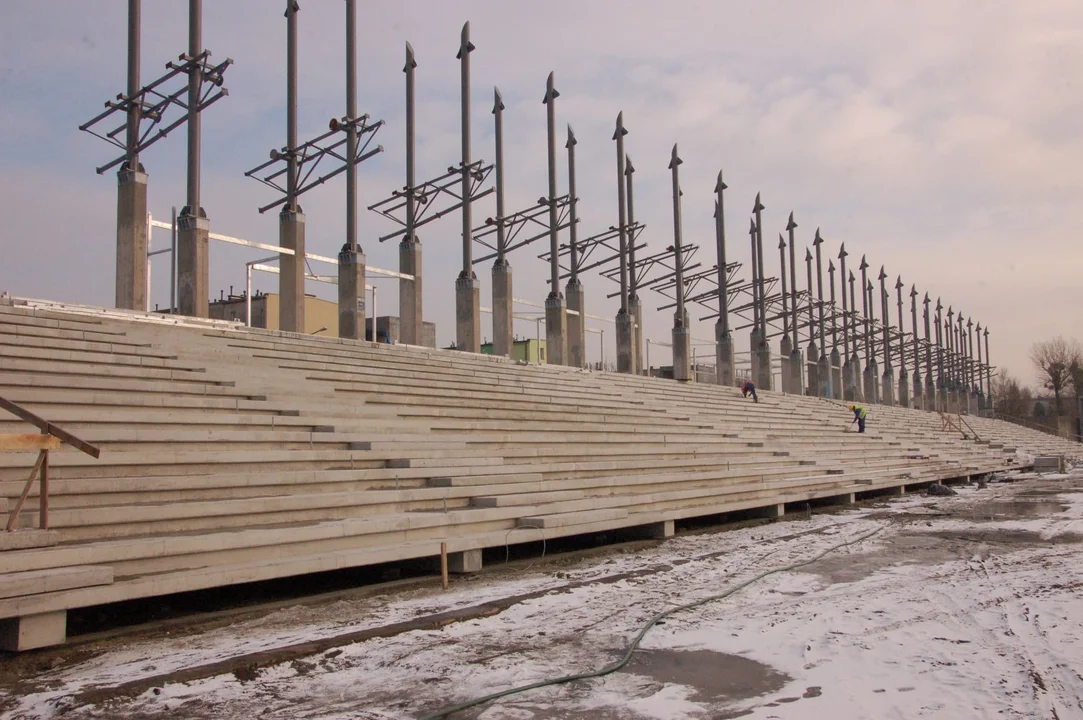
[1030,337,1082,415]
[993,371,1033,418]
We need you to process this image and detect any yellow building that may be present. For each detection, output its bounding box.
[481,338,547,363]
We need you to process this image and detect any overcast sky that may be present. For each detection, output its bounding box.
[1,1,1079,387]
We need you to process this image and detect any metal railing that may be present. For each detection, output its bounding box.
[992,411,1083,443]
[1,396,101,532]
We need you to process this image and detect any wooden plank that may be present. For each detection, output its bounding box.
[0,434,62,452]
[0,396,101,458]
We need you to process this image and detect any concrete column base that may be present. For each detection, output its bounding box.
[455,274,481,353]
[827,492,856,506]
[398,239,423,345]
[627,520,675,539]
[760,503,785,519]
[492,262,513,357]
[757,344,773,390]
[177,212,210,318]
[842,361,855,401]
[116,168,149,312]
[938,389,949,412]
[881,372,896,406]
[818,354,832,398]
[789,349,804,396]
[925,381,936,411]
[0,610,66,651]
[715,326,735,387]
[830,349,842,399]
[279,209,306,333]
[337,246,366,340]
[913,373,924,410]
[850,355,864,402]
[566,279,585,368]
[545,294,567,366]
[750,329,763,383]
[616,311,634,374]
[447,548,483,574]
[806,343,820,396]
[630,295,644,375]
[673,323,691,381]
[865,361,880,404]
[898,371,910,409]
[779,336,793,393]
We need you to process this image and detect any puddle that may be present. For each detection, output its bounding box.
[621,648,790,702]
[956,501,1067,522]
[925,529,1083,546]
[808,534,962,584]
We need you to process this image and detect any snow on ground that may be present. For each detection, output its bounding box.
[4,472,1083,720]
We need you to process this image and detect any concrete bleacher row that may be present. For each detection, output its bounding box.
[0,297,1078,651]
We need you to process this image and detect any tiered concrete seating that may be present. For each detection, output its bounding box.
[0,296,1075,650]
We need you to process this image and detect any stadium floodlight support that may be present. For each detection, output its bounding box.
[80,0,232,315]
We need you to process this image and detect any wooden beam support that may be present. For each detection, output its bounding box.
[0,434,62,452]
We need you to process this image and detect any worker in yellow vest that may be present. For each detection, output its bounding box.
[848,404,867,433]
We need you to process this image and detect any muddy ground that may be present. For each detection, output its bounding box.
[3,469,1082,719]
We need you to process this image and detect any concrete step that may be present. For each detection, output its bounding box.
[0,530,60,552]
[518,508,629,529]
[471,490,587,508]
[0,566,113,600]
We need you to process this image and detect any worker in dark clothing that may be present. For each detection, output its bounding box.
[741,380,758,403]
[849,404,867,433]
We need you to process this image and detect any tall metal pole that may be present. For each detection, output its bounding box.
[542,71,566,364]
[787,213,799,349]
[566,127,578,281]
[286,3,298,212]
[670,144,689,381]
[753,194,766,339]
[126,0,141,174]
[544,72,560,297]
[894,276,904,375]
[714,172,734,387]
[749,217,758,333]
[454,22,480,353]
[910,286,919,377]
[185,0,202,216]
[626,154,642,374]
[493,89,507,265]
[860,257,870,364]
[829,260,837,348]
[778,235,789,337]
[970,316,979,394]
[924,293,933,382]
[614,113,633,374]
[276,0,305,332]
[565,124,585,368]
[399,42,422,346]
[714,175,728,333]
[805,249,815,342]
[336,0,366,340]
[947,306,955,390]
[813,229,825,356]
[489,87,511,357]
[976,321,984,399]
[458,23,474,277]
[879,268,891,371]
[935,299,944,388]
[849,271,858,357]
[984,328,992,410]
[405,44,417,239]
[614,114,629,313]
[839,244,849,360]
